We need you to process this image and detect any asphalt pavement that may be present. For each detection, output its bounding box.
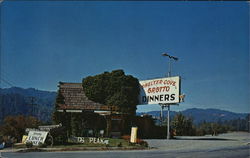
[1,132,249,158]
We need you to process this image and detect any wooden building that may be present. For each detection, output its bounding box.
[55,82,131,138]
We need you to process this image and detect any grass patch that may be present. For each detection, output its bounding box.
[53,138,130,148]
[13,138,149,152]
[13,143,26,149]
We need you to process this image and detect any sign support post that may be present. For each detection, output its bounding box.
[139,53,181,140]
[167,105,170,139]
[159,103,170,139]
[162,52,178,140]
[160,104,163,126]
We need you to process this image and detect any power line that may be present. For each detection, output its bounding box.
[0,0,2,89]
[0,77,14,87]
[0,67,17,88]
[2,69,16,81]
[28,96,37,116]
[1,71,17,86]
[0,74,15,86]
[0,81,11,87]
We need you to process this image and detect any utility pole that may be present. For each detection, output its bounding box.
[162,52,178,140]
[159,103,166,126]
[28,96,37,116]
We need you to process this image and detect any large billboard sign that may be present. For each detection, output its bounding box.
[139,76,181,104]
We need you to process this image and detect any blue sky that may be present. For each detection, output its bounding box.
[0,1,249,113]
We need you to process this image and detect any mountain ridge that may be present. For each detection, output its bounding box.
[0,87,248,125]
[137,108,249,124]
[0,87,57,123]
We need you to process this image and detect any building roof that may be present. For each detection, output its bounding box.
[57,82,119,111]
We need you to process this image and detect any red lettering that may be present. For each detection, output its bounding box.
[163,80,176,86]
[166,86,170,92]
[152,87,155,93]
[142,79,166,88]
[147,86,171,93]
[164,80,167,84]
[159,80,163,84]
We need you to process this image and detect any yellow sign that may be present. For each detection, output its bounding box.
[130,127,138,143]
[22,135,28,144]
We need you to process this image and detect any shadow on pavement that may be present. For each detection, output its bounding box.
[174,137,236,141]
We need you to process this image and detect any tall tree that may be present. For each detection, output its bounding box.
[82,69,140,113]
[171,113,195,136]
[0,115,41,142]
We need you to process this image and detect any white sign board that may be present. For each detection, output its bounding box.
[26,131,48,146]
[139,76,180,104]
[69,137,109,145]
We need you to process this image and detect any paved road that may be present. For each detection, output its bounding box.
[146,132,250,152]
[1,132,250,158]
[2,146,249,158]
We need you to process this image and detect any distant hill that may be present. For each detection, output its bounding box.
[1,87,248,126]
[0,87,57,123]
[182,108,248,124]
[137,108,249,125]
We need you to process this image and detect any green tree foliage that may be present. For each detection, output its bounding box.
[70,112,106,137]
[196,121,232,136]
[82,70,140,113]
[246,114,250,132]
[53,111,107,138]
[171,113,196,136]
[55,88,65,108]
[49,126,68,145]
[52,88,70,141]
[0,115,41,142]
[171,113,235,137]
[51,111,72,144]
[228,117,249,132]
[135,115,167,139]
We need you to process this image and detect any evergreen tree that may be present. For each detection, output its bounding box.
[171,113,195,136]
[82,70,140,114]
[0,115,41,142]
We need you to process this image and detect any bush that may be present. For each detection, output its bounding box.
[105,144,110,147]
[139,141,148,147]
[117,142,122,147]
[136,138,148,147]
[122,136,148,147]
[26,142,33,148]
[121,135,130,141]
[38,142,47,148]
[0,115,41,142]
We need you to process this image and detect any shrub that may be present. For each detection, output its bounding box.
[117,142,122,147]
[136,138,148,147]
[105,144,110,147]
[138,140,148,147]
[26,142,33,148]
[38,142,47,148]
[121,135,130,141]
[122,136,148,147]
